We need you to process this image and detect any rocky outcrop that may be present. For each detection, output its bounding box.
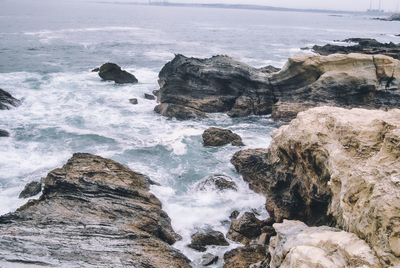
[155,53,400,121]
[19,181,41,199]
[313,38,400,60]
[188,228,229,252]
[227,212,263,245]
[269,220,380,268]
[232,107,400,266]
[98,63,138,84]
[0,153,190,268]
[223,245,269,268]
[0,88,20,110]
[202,127,244,147]
[194,174,237,192]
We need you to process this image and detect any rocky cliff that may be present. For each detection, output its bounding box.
[0,153,190,268]
[232,107,400,266]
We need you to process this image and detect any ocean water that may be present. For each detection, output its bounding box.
[1,0,399,266]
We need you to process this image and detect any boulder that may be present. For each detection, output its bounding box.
[194,174,237,192]
[188,228,229,252]
[144,93,156,100]
[0,129,9,137]
[202,127,244,147]
[0,88,20,110]
[227,212,263,245]
[231,107,400,266]
[269,220,380,268]
[223,245,268,268]
[19,181,41,199]
[129,98,138,105]
[155,53,400,121]
[0,153,190,268]
[229,210,240,220]
[98,63,138,84]
[201,253,219,266]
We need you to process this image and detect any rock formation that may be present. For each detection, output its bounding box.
[129,98,138,105]
[19,181,41,199]
[188,228,229,252]
[0,129,9,137]
[226,212,263,245]
[144,93,156,100]
[98,63,138,84]
[223,245,269,268]
[202,127,244,147]
[194,174,237,192]
[232,107,400,266]
[0,153,190,268]
[269,220,380,268]
[0,88,20,110]
[155,53,400,121]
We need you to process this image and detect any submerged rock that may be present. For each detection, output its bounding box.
[0,88,21,110]
[194,174,237,192]
[155,53,400,121]
[144,93,156,100]
[98,63,138,84]
[0,129,9,137]
[201,253,219,266]
[0,153,190,267]
[129,98,138,105]
[269,220,380,268]
[223,245,268,268]
[232,106,400,266]
[19,181,41,199]
[227,212,263,245]
[202,127,244,147]
[188,228,229,252]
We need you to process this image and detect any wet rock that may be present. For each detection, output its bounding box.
[0,153,190,267]
[129,98,138,105]
[223,245,268,268]
[188,228,229,252]
[154,103,207,120]
[0,88,21,110]
[98,63,138,84]
[144,93,156,100]
[229,210,240,220]
[91,67,100,72]
[269,220,380,268]
[313,38,400,60]
[0,129,9,137]
[194,174,238,192]
[227,212,263,245]
[232,107,400,266]
[259,65,280,74]
[201,253,218,266]
[153,89,160,97]
[202,127,244,147]
[19,181,41,199]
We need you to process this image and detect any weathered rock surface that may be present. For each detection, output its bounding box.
[201,253,219,266]
[227,212,263,245]
[202,127,244,147]
[0,129,9,137]
[313,38,400,60]
[155,53,400,121]
[188,228,229,252]
[19,181,41,199]
[0,153,190,267]
[223,245,268,268]
[194,174,237,192]
[98,63,138,84]
[0,88,20,110]
[232,107,400,266]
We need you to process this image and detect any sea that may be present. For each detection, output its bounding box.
[0,0,399,266]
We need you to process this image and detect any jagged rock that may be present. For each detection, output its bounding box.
[0,129,9,137]
[227,212,263,245]
[312,38,400,60]
[155,53,400,121]
[144,93,156,100]
[201,253,219,266]
[230,210,240,220]
[194,174,237,192]
[388,13,400,21]
[269,220,380,268]
[188,228,229,252]
[129,98,138,105]
[232,107,400,266]
[0,153,190,268]
[223,245,269,268]
[259,65,280,74]
[91,67,100,72]
[19,181,41,199]
[0,88,20,110]
[202,127,244,147]
[98,63,138,84]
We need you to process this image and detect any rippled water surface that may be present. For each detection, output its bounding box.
[1,0,399,265]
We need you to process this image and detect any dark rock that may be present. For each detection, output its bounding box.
[202,127,244,147]
[19,181,41,199]
[227,212,263,245]
[0,88,21,110]
[201,253,218,266]
[0,129,9,137]
[223,245,269,268]
[230,210,240,220]
[194,174,238,192]
[188,228,229,252]
[144,93,156,100]
[153,89,160,96]
[0,153,190,268]
[259,65,280,74]
[98,63,138,84]
[91,67,100,72]
[154,103,207,120]
[129,98,138,105]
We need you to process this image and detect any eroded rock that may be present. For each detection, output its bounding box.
[223,245,269,268]
[201,253,219,266]
[227,212,263,245]
[19,181,41,199]
[194,174,237,192]
[0,88,20,110]
[202,127,244,147]
[188,228,229,252]
[98,63,138,84]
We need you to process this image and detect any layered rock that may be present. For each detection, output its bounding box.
[232,107,400,266]
[202,127,244,147]
[155,53,400,121]
[0,153,190,268]
[0,88,20,110]
[19,181,41,199]
[269,220,380,268]
[98,63,138,84]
